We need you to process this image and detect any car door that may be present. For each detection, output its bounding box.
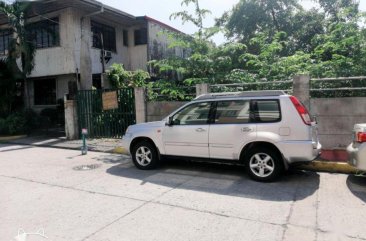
[162,101,212,158]
[209,99,257,160]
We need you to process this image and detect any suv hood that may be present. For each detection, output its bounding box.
[130,121,166,129]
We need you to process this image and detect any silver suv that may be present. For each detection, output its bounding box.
[122,91,321,181]
[347,123,366,172]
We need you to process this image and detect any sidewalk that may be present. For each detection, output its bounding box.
[0,135,124,153]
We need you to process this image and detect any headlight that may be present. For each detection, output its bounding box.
[125,126,131,134]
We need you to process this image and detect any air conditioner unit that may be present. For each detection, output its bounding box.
[101,50,112,63]
[103,50,112,58]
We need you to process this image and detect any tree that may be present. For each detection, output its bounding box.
[0,1,36,108]
[170,0,218,42]
[107,64,150,88]
[318,0,359,22]
[218,0,302,43]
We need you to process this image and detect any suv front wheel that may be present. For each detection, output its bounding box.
[132,141,159,170]
[245,148,283,182]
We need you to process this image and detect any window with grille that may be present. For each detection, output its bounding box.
[29,18,60,49]
[34,78,56,105]
[134,28,147,45]
[0,30,12,55]
[91,21,116,52]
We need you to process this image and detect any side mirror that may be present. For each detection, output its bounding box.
[166,116,174,126]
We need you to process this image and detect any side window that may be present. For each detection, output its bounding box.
[215,100,251,124]
[253,100,281,122]
[172,102,211,125]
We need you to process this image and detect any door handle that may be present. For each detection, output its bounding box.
[241,127,252,132]
[196,128,206,132]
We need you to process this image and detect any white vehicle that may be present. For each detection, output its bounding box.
[347,123,366,172]
[122,91,321,181]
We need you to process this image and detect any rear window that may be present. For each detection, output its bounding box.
[253,100,281,122]
[214,100,251,124]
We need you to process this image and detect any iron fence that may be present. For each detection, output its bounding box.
[310,76,366,98]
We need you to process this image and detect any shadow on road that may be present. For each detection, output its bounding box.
[0,144,34,152]
[106,158,320,202]
[347,175,366,202]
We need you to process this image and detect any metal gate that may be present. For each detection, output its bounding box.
[77,88,136,138]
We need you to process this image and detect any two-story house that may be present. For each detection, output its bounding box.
[0,0,185,112]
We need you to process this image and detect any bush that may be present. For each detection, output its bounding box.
[0,109,41,135]
[0,118,7,135]
[6,112,27,135]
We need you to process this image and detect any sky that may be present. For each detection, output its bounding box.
[99,0,366,45]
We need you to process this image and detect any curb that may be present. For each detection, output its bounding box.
[297,160,358,174]
[113,146,128,155]
[0,135,27,142]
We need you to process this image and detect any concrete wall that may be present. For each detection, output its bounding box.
[310,97,366,149]
[90,21,130,74]
[127,24,148,71]
[29,8,79,78]
[147,21,184,61]
[147,101,188,122]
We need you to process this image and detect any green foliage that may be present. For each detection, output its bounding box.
[0,1,36,76]
[0,109,41,135]
[147,80,195,101]
[107,64,150,88]
[149,0,366,101]
[0,1,36,110]
[170,0,217,41]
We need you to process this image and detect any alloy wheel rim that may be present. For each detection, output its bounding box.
[135,146,152,166]
[249,153,275,178]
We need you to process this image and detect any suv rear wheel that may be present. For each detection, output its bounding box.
[132,141,159,170]
[245,148,284,182]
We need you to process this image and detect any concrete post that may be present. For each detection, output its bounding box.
[196,83,210,97]
[79,17,92,90]
[134,87,147,123]
[64,99,79,140]
[293,75,310,110]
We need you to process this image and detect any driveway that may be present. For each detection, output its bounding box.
[1,144,366,241]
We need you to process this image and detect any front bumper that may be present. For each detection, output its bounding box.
[347,143,366,171]
[121,133,133,155]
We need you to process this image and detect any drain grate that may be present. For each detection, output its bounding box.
[73,164,101,171]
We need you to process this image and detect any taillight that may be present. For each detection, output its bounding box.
[289,96,312,125]
[357,132,366,143]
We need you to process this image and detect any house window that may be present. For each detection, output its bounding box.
[134,28,147,45]
[0,29,12,55]
[92,74,102,90]
[91,21,116,52]
[123,30,128,46]
[29,18,60,49]
[34,78,56,105]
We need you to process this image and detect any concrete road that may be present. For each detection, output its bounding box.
[1,144,366,241]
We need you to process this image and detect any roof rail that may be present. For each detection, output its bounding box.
[195,90,286,100]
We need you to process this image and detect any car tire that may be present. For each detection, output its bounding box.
[131,141,159,170]
[245,148,284,182]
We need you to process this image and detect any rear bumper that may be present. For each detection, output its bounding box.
[279,140,322,164]
[347,143,366,171]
